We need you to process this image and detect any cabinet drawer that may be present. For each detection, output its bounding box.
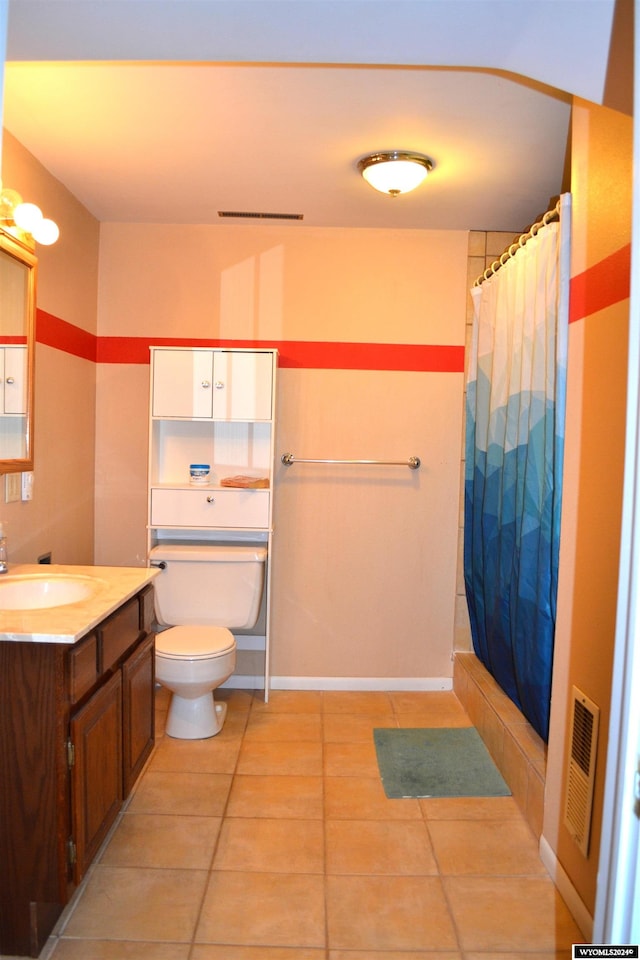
[151,488,270,528]
[69,632,99,703]
[101,598,141,672]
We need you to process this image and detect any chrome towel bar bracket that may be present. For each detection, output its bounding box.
[281,453,421,469]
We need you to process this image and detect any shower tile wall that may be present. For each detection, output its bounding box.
[455,229,520,653]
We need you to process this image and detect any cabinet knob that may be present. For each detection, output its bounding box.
[5,377,14,385]
[206,496,215,504]
[214,381,225,389]
[201,380,211,389]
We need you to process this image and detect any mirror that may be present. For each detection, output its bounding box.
[0,226,36,473]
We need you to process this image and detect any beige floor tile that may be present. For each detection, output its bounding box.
[394,712,472,729]
[244,712,322,741]
[326,819,438,875]
[213,818,324,873]
[214,709,251,740]
[49,941,190,959]
[216,687,257,712]
[148,735,242,774]
[389,690,471,727]
[329,953,462,960]
[324,775,422,820]
[444,876,584,952]
[326,875,458,951]
[428,819,548,875]
[99,813,222,869]
[196,871,325,947]
[227,774,323,818]
[62,866,208,941]
[323,691,394,716]
[236,740,323,776]
[192,948,325,959]
[420,795,521,820]
[323,712,396,742]
[126,770,232,816]
[324,740,380,777]
[251,691,323,714]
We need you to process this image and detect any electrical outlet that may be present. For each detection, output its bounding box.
[21,471,34,501]
[5,473,21,503]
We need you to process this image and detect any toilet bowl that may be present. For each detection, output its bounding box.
[149,542,267,740]
[155,625,237,738]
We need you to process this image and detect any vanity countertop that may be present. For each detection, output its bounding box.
[0,563,159,644]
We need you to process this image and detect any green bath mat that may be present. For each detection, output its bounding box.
[373,726,511,799]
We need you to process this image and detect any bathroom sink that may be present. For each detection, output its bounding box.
[0,574,100,610]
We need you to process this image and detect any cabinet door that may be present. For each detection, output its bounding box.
[212,351,273,420]
[70,670,123,882]
[2,346,27,415]
[122,633,155,797]
[152,349,214,418]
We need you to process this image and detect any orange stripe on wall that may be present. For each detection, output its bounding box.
[569,243,631,323]
[97,336,464,371]
[35,322,465,373]
[36,309,97,361]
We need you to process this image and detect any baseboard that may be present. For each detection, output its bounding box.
[269,676,453,692]
[539,834,593,940]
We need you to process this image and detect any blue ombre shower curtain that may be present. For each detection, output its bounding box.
[464,194,571,742]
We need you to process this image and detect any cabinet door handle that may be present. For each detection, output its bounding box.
[5,377,14,384]
[201,380,211,389]
[214,381,225,389]
[206,496,215,504]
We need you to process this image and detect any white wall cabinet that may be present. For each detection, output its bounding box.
[152,348,273,421]
[148,346,278,695]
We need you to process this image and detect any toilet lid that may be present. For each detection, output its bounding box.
[155,625,236,660]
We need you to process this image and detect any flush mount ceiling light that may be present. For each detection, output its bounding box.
[357,151,434,197]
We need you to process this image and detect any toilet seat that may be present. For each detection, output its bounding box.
[156,625,236,660]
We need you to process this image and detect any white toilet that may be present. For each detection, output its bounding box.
[149,542,267,739]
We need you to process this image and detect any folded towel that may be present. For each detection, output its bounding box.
[220,475,269,488]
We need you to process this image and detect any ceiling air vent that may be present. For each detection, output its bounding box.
[218,211,303,220]
[563,686,600,857]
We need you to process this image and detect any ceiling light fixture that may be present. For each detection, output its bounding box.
[357,151,434,197]
[0,184,60,246]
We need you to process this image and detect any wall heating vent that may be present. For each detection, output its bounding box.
[563,686,600,856]
[218,210,304,220]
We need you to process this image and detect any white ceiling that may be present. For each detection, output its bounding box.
[1,1,616,232]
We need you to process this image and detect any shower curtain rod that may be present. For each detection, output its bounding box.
[473,199,562,287]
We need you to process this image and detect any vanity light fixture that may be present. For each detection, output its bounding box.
[357,151,434,197]
[0,184,59,246]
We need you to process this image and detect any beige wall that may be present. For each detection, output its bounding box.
[95,223,468,683]
[543,99,632,918]
[0,131,99,564]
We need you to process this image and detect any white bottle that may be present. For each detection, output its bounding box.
[0,522,7,573]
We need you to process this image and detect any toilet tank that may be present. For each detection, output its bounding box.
[149,542,267,629]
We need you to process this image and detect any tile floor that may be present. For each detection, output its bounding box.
[40,688,585,960]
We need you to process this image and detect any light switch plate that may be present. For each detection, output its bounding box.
[5,473,21,503]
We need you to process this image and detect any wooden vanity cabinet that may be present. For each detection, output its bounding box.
[0,585,155,958]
